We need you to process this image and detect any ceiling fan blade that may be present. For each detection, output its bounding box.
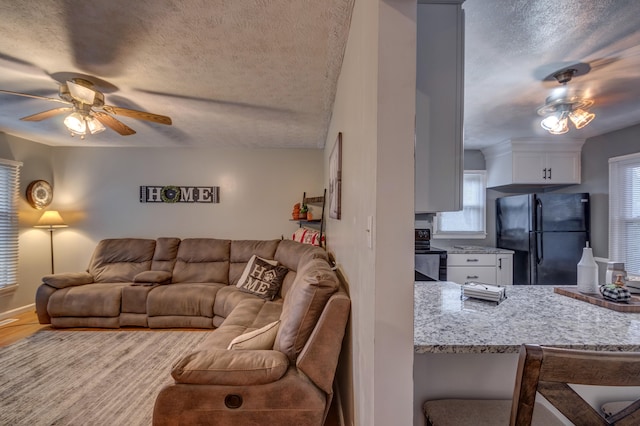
[102,105,172,125]
[0,89,70,105]
[21,107,74,121]
[94,111,136,136]
[67,79,96,105]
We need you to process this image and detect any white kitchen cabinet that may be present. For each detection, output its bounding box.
[482,139,584,189]
[447,252,513,285]
[415,1,464,213]
[495,254,513,286]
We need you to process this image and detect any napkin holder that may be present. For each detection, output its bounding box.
[462,282,507,305]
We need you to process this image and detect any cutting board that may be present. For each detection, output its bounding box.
[554,286,640,313]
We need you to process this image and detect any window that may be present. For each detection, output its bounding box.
[609,153,640,277]
[0,159,22,291]
[433,170,486,239]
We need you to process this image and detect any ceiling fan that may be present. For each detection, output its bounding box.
[537,66,595,135]
[0,78,172,138]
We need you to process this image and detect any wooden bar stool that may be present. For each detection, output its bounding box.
[424,344,640,425]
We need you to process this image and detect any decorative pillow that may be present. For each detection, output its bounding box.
[227,320,280,350]
[292,227,325,247]
[236,255,288,300]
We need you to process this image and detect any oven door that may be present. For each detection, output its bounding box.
[415,253,445,281]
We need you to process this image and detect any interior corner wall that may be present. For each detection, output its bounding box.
[552,123,640,259]
[325,0,416,425]
[1,140,324,315]
[0,133,55,314]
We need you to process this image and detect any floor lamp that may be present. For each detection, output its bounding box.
[35,211,68,274]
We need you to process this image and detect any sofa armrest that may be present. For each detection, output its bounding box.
[171,348,289,386]
[42,272,94,289]
[133,270,172,284]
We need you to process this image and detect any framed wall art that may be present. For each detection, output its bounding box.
[329,132,342,219]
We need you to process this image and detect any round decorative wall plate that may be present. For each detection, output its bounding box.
[26,180,53,209]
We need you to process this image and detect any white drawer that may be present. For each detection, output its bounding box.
[447,266,496,285]
[447,253,496,266]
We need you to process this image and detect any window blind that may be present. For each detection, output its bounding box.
[609,152,640,276]
[0,158,22,289]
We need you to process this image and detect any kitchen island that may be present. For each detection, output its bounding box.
[413,281,640,426]
[415,281,640,353]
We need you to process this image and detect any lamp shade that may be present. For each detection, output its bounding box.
[35,211,68,228]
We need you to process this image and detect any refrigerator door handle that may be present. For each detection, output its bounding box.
[535,197,543,232]
[536,233,543,264]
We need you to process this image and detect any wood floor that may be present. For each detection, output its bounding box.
[0,310,341,426]
[0,310,47,347]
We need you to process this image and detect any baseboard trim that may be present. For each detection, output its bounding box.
[0,303,35,321]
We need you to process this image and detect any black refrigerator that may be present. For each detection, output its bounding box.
[496,193,590,285]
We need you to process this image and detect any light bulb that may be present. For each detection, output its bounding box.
[569,108,595,129]
[64,112,87,135]
[540,114,560,131]
[548,117,569,135]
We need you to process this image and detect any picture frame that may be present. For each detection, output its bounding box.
[329,132,342,219]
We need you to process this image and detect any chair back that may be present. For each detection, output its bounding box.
[511,344,640,425]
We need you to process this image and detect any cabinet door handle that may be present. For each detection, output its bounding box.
[467,275,479,279]
[548,168,552,179]
[543,168,547,179]
[498,258,502,269]
[466,258,479,262]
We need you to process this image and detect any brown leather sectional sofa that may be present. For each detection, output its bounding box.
[35,237,350,425]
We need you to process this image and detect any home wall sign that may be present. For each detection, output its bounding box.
[139,186,220,203]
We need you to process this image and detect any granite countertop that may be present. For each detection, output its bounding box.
[434,245,514,254]
[414,281,640,354]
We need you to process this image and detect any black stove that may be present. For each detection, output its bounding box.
[415,229,447,281]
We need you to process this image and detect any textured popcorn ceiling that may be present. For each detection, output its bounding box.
[0,0,638,149]
[0,0,354,147]
[463,0,640,148]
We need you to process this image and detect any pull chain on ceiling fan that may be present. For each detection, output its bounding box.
[0,78,172,139]
[537,68,595,135]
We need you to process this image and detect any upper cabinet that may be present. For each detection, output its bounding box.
[415,1,465,213]
[482,139,585,189]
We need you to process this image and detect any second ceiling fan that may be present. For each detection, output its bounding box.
[0,78,172,138]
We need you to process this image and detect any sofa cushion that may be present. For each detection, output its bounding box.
[151,237,181,272]
[147,283,224,317]
[227,320,280,350]
[42,272,94,289]
[122,284,159,313]
[89,239,157,282]
[274,239,328,271]
[229,239,281,284]
[172,238,231,284]
[274,258,339,362]
[48,283,128,317]
[236,255,288,300]
[172,349,289,385]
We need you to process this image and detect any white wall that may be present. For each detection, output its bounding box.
[0,134,55,313]
[325,0,416,425]
[1,139,324,313]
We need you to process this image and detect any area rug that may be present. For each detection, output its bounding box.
[0,329,209,426]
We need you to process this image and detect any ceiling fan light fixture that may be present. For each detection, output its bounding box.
[63,112,87,136]
[569,108,596,129]
[87,115,105,134]
[541,113,569,135]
